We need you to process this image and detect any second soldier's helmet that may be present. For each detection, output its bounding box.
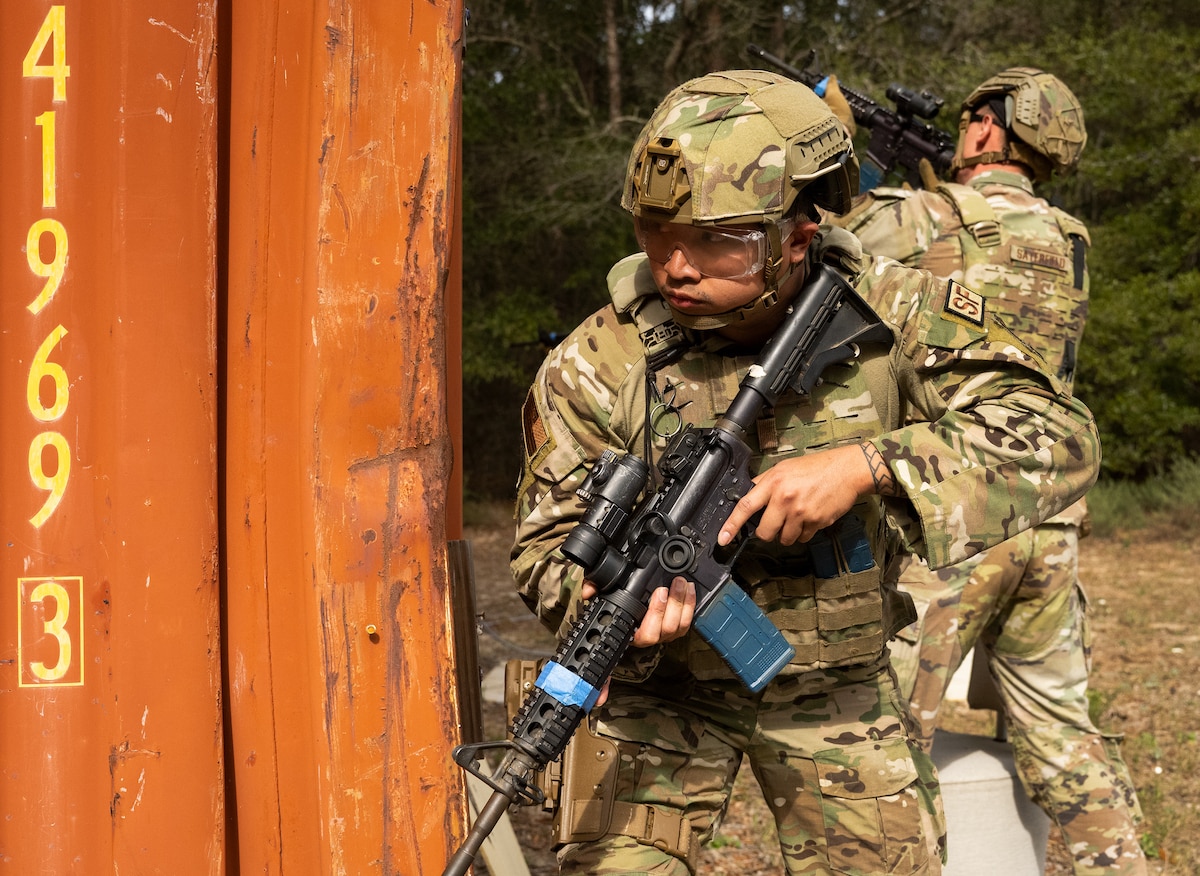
[956,67,1087,181]
[621,70,857,328]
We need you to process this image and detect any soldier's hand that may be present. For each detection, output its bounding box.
[820,75,856,137]
[580,575,696,647]
[717,443,881,546]
[580,576,696,709]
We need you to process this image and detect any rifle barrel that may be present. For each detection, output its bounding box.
[443,790,510,876]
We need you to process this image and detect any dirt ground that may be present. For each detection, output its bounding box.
[463,510,1200,875]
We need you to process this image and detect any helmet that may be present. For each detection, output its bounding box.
[953,67,1086,181]
[621,70,858,329]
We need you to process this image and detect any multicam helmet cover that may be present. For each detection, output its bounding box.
[623,70,857,224]
[621,70,857,328]
[952,67,1087,181]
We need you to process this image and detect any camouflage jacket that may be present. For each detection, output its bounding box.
[511,227,1099,679]
[834,170,1092,527]
[835,170,1089,388]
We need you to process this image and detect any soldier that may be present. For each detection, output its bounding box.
[834,69,1147,874]
[511,69,1099,875]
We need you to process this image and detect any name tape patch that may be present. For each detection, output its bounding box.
[1010,244,1070,274]
[944,279,985,327]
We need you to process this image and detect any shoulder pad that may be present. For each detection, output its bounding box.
[836,187,912,229]
[934,182,996,228]
[1051,208,1091,246]
[606,252,688,370]
[812,225,864,274]
[864,186,914,202]
[607,253,658,314]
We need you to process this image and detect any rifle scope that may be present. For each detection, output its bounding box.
[561,450,650,572]
[886,84,944,120]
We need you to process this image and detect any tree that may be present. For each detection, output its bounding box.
[460,0,1200,496]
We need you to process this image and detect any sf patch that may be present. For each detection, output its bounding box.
[943,279,985,328]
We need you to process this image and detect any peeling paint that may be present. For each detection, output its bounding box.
[129,768,147,812]
[147,17,196,44]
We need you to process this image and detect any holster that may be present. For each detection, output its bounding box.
[504,659,698,866]
[505,658,620,834]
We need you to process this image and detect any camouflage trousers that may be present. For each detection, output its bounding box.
[556,658,945,875]
[888,524,1147,876]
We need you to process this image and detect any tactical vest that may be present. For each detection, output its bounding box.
[924,181,1089,388]
[606,233,912,680]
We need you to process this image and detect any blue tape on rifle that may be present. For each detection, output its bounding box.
[814,75,830,97]
[536,661,601,712]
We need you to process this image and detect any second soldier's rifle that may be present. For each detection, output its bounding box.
[747,43,956,191]
[443,263,893,876]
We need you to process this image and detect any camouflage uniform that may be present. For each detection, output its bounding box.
[514,248,1099,875]
[511,71,1100,876]
[836,98,1146,873]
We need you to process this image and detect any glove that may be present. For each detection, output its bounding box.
[918,157,942,191]
[819,75,856,137]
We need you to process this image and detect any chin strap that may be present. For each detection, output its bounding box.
[949,148,1010,177]
[669,288,781,331]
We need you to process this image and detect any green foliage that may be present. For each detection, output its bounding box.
[1076,272,1200,478]
[1085,457,1200,538]
[461,0,1200,497]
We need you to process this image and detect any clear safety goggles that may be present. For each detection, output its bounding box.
[634,217,768,279]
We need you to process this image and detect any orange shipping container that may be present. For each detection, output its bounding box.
[0,2,467,872]
[0,2,225,870]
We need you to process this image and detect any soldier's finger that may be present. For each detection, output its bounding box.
[594,677,612,708]
[718,488,767,546]
[632,586,669,647]
[676,577,696,632]
[658,576,696,640]
[755,499,790,544]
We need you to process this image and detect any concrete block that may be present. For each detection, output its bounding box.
[932,730,1050,875]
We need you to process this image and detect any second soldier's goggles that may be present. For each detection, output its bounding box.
[634,218,767,280]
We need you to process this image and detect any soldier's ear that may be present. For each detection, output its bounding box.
[787,220,821,265]
[966,112,1002,157]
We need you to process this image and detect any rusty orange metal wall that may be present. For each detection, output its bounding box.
[221,3,467,875]
[2,1,467,873]
[0,2,225,873]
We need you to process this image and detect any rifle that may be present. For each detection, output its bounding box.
[443,263,893,876]
[746,43,956,191]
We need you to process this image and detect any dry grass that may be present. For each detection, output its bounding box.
[463,510,1200,875]
[1072,526,1200,874]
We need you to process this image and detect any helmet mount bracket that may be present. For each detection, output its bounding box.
[637,139,692,212]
